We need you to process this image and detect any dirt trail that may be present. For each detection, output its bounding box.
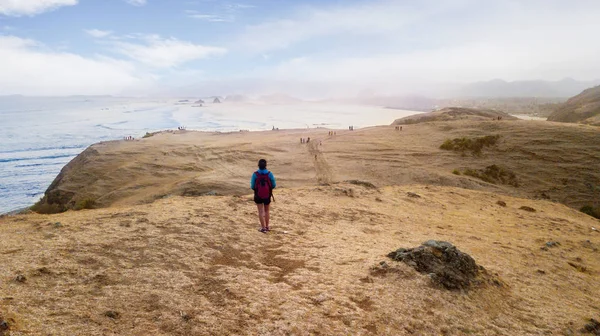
[308,140,334,185]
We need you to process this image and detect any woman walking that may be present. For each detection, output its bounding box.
[251,159,276,233]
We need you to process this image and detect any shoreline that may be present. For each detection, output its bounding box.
[0,206,31,217]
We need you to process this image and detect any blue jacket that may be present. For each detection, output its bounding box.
[251,169,276,190]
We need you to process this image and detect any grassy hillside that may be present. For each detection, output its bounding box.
[392,107,517,125]
[2,184,599,335]
[33,120,600,213]
[548,85,600,125]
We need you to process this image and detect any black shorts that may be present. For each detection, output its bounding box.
[254,196,271,205]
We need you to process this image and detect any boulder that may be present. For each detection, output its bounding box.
[388,240,483,290]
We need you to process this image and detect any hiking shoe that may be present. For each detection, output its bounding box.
[259,228,268,233]
[265,226,270,231]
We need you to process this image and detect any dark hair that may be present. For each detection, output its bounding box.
[258,159,267,169]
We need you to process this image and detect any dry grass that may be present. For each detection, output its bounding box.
[1,184,599,335]
[33,120,600,213]
[6,119,600,334]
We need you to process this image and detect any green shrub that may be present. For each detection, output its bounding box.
[74,198,96,210]
[580,205,600,219]
[452,169,461,175]
[31,201,63,214]
[440,135,500,155]
[463,165,519,187]
[440,139,455,150]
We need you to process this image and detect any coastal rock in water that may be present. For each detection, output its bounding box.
[387,240,483,290]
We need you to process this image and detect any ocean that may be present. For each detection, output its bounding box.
[0,96,421,213]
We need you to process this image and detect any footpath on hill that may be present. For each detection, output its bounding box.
[307,140,334,185]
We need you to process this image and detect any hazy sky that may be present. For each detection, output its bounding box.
[1,0,599,96]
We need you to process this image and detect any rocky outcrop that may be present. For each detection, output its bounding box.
[387,240,499,290]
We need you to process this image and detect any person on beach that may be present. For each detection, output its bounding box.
[251,159,276,233]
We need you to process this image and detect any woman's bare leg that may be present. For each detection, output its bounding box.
[256,204,266,229]
[264,203,270,229]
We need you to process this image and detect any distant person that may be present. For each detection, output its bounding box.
[251,159,276,233]
[307,137,311,143]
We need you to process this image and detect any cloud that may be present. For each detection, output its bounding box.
[0,35,149,95]
[112,35,227,68]
[231,0,600,93]
[185,3,254,23]
[185,10,232,22]
[222,3,254,10]
[0,0,77,16]
[85,29,113,38]
[124,0,146,6]
[235,1,437,53]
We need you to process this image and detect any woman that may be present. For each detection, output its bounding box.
[250,159,276,233]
